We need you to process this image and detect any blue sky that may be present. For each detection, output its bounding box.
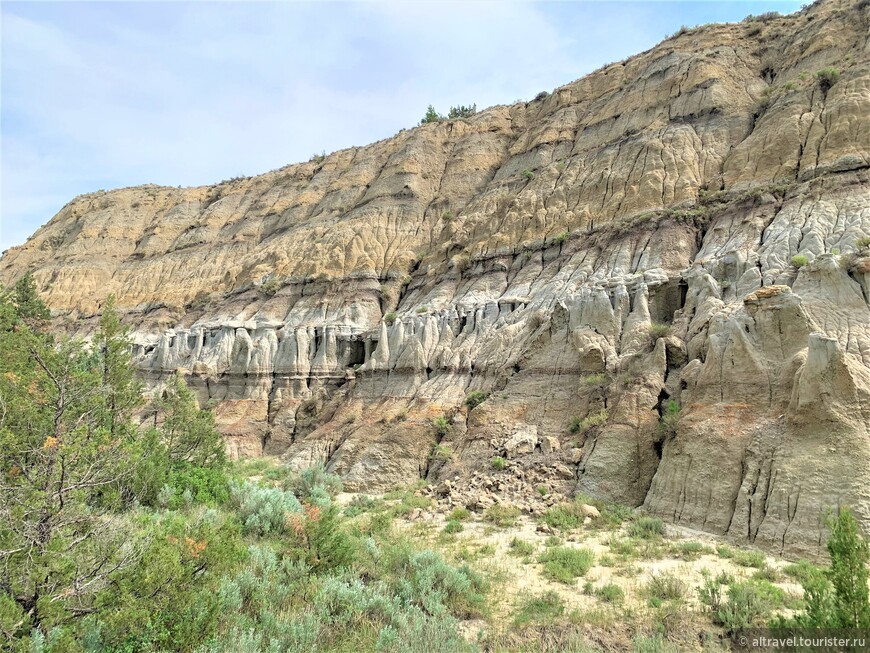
[1,1,801,252]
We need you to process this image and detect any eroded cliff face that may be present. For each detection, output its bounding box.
[3,0,869,556]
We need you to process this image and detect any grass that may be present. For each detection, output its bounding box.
[783,559,823,585]
[538,546,595,583]
[491,456,506,471]
[484,504,520,528]
[509,538,537,557]
[465,390,487,409]
[432,415,451,437]
[568,409,609,435]
[443,520,464,534]
[628,516,666,540]
[856,235,870,249]
[671,540,710,561]
[644,572,688,603]
[791,254,809,268]
[448,507,471,522]
[733,549,767,569]
[540,502,586,531]
[384,311,398,325]
[648,322,672,343]
[513,590,565,626]
[595,583,625,604]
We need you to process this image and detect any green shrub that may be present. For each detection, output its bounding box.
[698,571,724,613]
[733,549,767,569]
[259,277,283,297]
[648,322,672,343]
[541,502,585,531]
[554,231,569,245]
[490,456,506,471]
[714,581,771,631]
[538,546,594,583]
[229,481,302,536]
[673,539,708,560]
[384,311,398,325]
[484,504,520,528]
[717,544,734,559]
[659,399,681,435]
[430,444,454,462]
[791,254,809,268]
[583,373,607,387]
[783,559,824,585]
[464,390,487,409]
[513,590,565,626]
[856,236,870,249]
[284,464,343,503]
[568,409,609,435]
[448,507,471,522]
[816,67,840,91]
[443,520,463,534]
[645,572,687,602]
[628,516,666,539]
[753,564,782,583]
[432,416,451,437]
[595,583,624,604]
[508,538,537,557]
[522,169,534,180]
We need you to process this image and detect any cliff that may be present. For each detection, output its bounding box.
[3,0,870,556]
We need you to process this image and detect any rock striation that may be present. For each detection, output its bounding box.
[2,0,870,556]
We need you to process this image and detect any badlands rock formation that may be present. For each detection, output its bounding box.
[2,0,869,556]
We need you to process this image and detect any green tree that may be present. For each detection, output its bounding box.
[0,290,141,635]
[157,374,226,469]
[447,103,476,119]
[788,507,870,629]
[11,273,50,326]
[94,295,143,437]
[420,105,443,124]
[828,507,870,628]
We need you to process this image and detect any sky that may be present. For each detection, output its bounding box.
[1,0,803,252]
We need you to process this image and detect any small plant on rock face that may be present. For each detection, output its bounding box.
[856,236,870,249]
[383,311,398,325]
[432,415,451,437]
[648,322,672,344]
[568,409,609,435]
[491,456,506,471]
[464,390,487,409]
[553,231,569,245]
[816,67,840,92]
[522,169,535,180]
[430,443,453,462]
[791,254,809,268]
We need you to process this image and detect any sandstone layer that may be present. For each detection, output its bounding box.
[3,0,870,556]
